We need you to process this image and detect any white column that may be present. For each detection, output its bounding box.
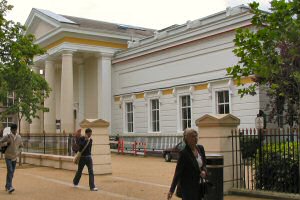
[78,63,85,128]
[97,53,113,128]
[20,117,30,134]
[60,51,74,133]
[44,60,56,133]
[55,66,61,133]
[30,66,42,134]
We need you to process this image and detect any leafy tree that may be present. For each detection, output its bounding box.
[226,0,300,126]
[0,0,50,132]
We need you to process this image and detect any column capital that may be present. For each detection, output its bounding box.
[45,59,55,65]
[60,49,76,56]
[74,57,84,65]
[31,66,40,73]
[95,52,114,59]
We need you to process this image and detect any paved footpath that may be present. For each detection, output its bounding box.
[0,154,269,200]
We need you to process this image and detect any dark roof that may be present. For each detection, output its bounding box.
[62,15,155,38]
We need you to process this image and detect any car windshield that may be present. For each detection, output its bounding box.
[177,142,186,150]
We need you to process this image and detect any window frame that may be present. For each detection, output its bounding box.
[177,94,192,132]
[4,92,15,107]
[214,90,231,114]
[2,116,13,128]
[123,101,134,133]
[148,98,161,133]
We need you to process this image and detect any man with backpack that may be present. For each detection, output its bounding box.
[0,123,23,194]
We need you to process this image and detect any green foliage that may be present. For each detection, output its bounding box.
[0,0,50,124]
[226,0,300,125]
[255,142,299,193]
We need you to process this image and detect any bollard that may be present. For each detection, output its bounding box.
[121,139,124,154]
[117,140,120,153]
[133,142,136,156]
[143,142,147,156]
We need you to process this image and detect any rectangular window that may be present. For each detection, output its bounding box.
[217,90,230,114]
[180,95,191,131]
[2,117,13,128]
[150,99,160,132]
[125,102,134,133]
[4,92,14,107]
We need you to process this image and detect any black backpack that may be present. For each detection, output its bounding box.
[0,145,8,153]
[0,134,10,154]
[72,136,80,153]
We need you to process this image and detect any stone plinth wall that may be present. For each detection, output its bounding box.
[22,152,112,175]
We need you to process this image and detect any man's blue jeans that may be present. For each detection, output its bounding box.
[5,159,16,190]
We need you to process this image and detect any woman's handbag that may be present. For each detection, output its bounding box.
[73,139,90,164]
[199,178,208,195]
[175,182,182,198]
[199,177,213,198]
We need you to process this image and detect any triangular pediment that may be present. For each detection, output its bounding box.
[28,18,57,40]
[25,9,61,40]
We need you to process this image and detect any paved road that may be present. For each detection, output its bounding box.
[0,154,269,200]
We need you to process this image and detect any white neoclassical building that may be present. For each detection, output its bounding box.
[21,8,154,134]
[22,6,269,148]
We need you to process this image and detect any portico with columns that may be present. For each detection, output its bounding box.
[28,49,115,134]
[21,8,153,134]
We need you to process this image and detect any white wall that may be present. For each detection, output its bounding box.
[111,30,261,135]
[111,85,260,135]
[112,32,238,95]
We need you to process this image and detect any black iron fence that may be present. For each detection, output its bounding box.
[21,134,183,157]
[231,128,300,194]
[21,133,73,156]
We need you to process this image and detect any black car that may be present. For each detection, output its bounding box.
[163,142,185,162]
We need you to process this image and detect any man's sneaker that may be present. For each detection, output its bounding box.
[73,184,79,188]
[90,187,98,191]
[8,187,15,194]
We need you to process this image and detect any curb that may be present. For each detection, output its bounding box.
[229,188,300,200]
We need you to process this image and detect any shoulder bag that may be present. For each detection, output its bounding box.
[73,139,90,164]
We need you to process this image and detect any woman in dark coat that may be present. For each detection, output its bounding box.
[167,128,207,200]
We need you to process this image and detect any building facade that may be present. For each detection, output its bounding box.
[22,8,154,134]
[23,6,268,148]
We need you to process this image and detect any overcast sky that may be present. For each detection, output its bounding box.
[6,0,271,29]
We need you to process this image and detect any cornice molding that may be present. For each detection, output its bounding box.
[33,42,116,63]
[44,36,127,50]
[113,12,253,64]
[34,27,134,48]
